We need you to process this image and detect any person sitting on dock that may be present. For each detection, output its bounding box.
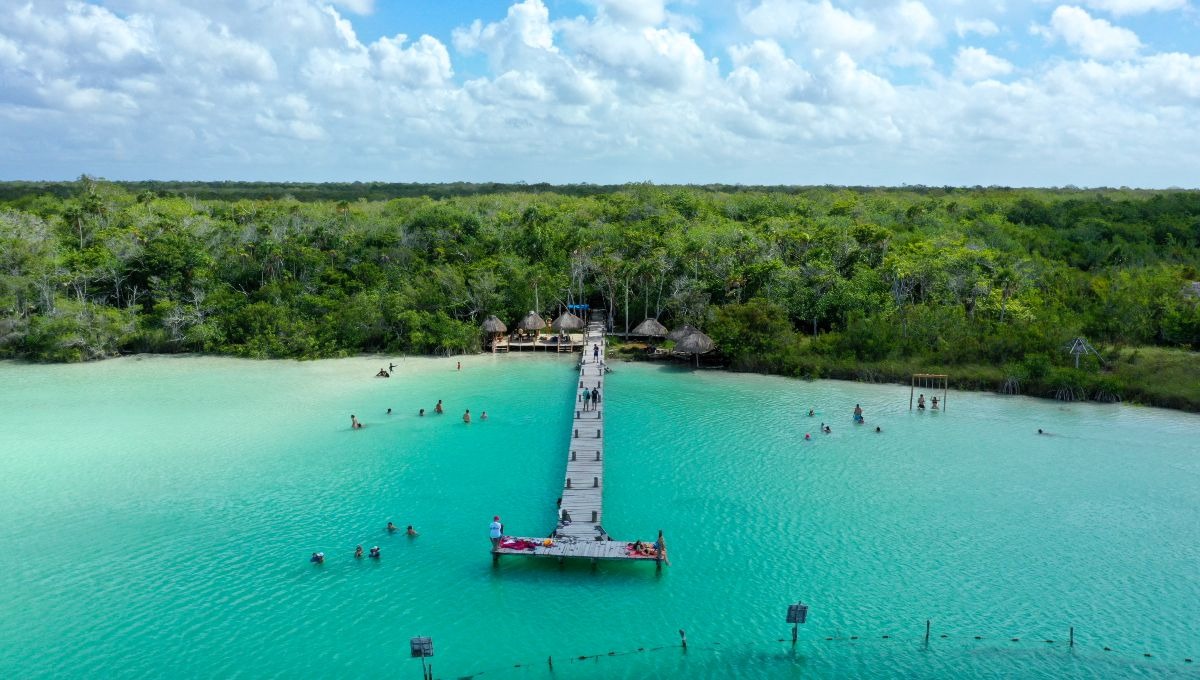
[654,532,670,565]
[376,368,390,378]
[406,525,419,536]
[435,400,444,414]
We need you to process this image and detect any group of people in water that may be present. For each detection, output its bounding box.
[804,403,883,440]
[311,520,419,564]
[916,393,940,410]
[352,399,490,429]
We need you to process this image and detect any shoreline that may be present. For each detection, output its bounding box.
[5,344,1198,415]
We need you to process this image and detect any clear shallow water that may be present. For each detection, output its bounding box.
[1,355,1197,679]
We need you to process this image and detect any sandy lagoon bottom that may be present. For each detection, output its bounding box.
[0,353,1197,679]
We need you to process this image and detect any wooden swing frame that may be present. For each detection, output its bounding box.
[910,374,948,411]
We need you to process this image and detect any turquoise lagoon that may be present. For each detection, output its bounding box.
[0,354,1197,679]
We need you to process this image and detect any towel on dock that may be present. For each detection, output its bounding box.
[499,538,539,551]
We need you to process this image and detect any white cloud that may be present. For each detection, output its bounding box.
[954,46,1014,81]
[331,0,375,15]
[955,18,999,38]
[1080,0,1187,15]
[1034,5,1142,61]
[739,0,941,66]
[0,0,1198,186]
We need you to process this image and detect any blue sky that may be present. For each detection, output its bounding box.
[1,0,1199,186]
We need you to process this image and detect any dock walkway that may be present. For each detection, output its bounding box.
[492,322,664,567]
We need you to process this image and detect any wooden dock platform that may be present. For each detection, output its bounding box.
[493,322,666,567]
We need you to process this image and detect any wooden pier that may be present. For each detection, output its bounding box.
[492,322,666,567]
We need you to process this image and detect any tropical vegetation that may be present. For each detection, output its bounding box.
[1,179,1198,409]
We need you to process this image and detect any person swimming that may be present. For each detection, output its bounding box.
[853,403,864,423]
[386,408,392,415]
[480,411,488,421]
[354,545,363,559]
[435,400,443,414]
[808,409,815,417]
[406,525,419,536]
[350,415,362,429]
[823,425,832,434]
[369,546,380,559]
[419,408,425,416]
[875,426,881,433]
[917,394,926,409]
[804,433,811,440]
[932,396,939,410]
[463,409,471,423]
[310,552,325,564]
[387,521,397,533]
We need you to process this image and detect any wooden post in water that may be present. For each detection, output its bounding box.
[1069,627,1074,648]
[925,620,931,645]
[679,629,687,649]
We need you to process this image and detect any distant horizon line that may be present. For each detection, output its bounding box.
[1,178,1197,192]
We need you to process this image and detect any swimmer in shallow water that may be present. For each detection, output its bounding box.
[369,546,380,559]
[387,521,397,533]
[350,415,362,429]
[310,552,324,564]
[419,408,425,416]
[435,400,444,414]
[406,525,419,536]
[463,409,471,424]
[808,409,815,417]
[354,545,363,559]
[875,426,881,433]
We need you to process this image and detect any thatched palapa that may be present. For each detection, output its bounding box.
[667,324,698,342]
[631,318,668,337]
[674,329,714,354]
[517,310,547,331]
[551,311,584,332]
[481,315,507,333]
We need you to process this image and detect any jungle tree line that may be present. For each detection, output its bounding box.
[1,179,1197,396]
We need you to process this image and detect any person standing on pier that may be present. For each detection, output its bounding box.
[591,387,600,410]
[489,516,503,549]
[593,344,599,363]
[582,386,591,411]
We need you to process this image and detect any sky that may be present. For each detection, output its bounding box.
[1,0,1199,186]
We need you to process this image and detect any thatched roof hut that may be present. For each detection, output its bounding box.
[481,315,507,333]
[630,318,669,337]
[674,329,714,354]
[551,311,585,332]
[667,324,698,342]
[517,310,547,331]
